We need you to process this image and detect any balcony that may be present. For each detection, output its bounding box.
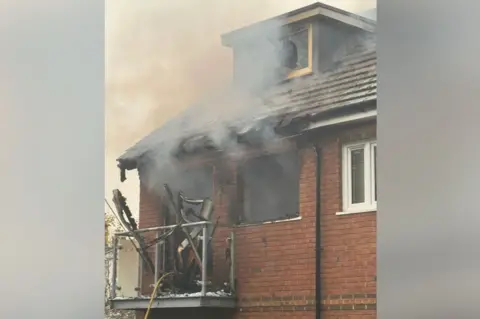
[108,189,236,311]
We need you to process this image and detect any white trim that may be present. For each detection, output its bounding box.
[221,5,375,47]
[306,109,377,131]
[370,142,377,205]
[286,6,376,31]
[336,209,376,216]
[342,140,377,213]
[315,8,376,32]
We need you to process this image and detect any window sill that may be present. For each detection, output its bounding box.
[234,216,302,228]
[287,67,313,79]
[336,208,376,216]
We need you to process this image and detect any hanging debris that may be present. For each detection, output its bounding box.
[112,189,155,274]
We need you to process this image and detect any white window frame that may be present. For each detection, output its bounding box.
[340,140,377,214]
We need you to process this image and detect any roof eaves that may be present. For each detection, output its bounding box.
[221,2,376,47]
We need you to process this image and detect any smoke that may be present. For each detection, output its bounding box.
[106,0,319,154]
[105,0,376,205]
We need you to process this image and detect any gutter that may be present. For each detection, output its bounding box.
[314,146,322,319]
[117,107,377,179]
[305,109,377,132]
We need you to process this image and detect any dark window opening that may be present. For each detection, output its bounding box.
[160,165,214,281]
[171,166,213,199]
[277,26,310,71]
[238,151,300,224]
[279,39,298,69]
[164,166,214,218]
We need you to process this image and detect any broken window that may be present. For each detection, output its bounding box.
[163,165,214,199]
[281,25,310,70]
[166,165,214,213]
[238,151,300,224]
[161,165,215,279]
[274,23,312,79]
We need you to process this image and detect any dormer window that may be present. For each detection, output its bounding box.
[277,23,313,79]
[222,2,375,86]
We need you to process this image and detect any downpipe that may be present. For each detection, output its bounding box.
[314,146,322,319]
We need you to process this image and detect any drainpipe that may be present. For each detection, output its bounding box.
[314,146,322,319]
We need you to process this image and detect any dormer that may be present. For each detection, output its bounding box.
[221,2,375,90]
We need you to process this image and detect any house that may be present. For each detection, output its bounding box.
[109,2,377,319]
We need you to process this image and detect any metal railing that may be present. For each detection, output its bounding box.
[110,220,235,300]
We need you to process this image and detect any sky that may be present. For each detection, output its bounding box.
[105,0,376,217]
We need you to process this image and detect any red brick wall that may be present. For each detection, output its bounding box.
[137,180,162,296]
[136,122,377,319]
[316,123,376,319]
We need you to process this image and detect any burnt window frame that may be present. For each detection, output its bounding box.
[168,164,215,199]
[235,150,301,225]
[163,163,215,219]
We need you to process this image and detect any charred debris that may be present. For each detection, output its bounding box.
[109,103,315,297]
[109,112,309,298]
[111,185,233,296]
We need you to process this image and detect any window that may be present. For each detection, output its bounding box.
[167,166,214,199]
[165,166,214,214]
[276,23,313,79]
[342,141,377,213]
[238,152,300,224]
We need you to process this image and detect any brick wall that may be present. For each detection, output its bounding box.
[137,180,162,295]
[136,122,376,319]
[315,123,376,319]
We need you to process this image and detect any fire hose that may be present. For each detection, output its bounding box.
[143,272,174,319]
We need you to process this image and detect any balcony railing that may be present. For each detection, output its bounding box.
[109,221,236,310]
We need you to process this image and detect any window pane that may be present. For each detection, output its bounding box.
[351,148,365,204]
[241,152,300,223]
[165,166,214,217]
[289,28,309,69]
[279,27,309,70]
[373,145,377,201]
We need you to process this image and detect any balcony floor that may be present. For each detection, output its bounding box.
[110,293,236,310]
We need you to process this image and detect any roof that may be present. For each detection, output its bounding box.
[361,8,377,21]
[117,37,376,171]
[221,2,376,47]
[259,42,376,120]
